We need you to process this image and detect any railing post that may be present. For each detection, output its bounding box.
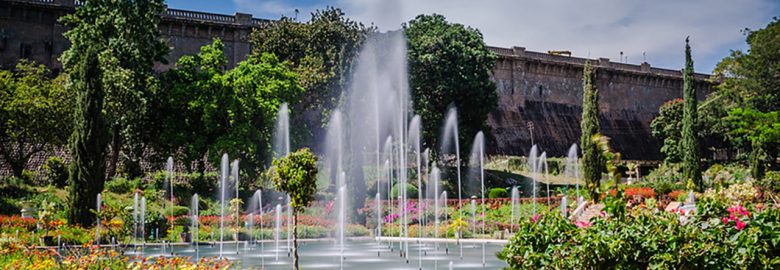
[235,12,252,25]
[54,0,75,7]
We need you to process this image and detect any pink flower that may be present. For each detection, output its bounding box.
[722,217,729,224]
[575,221,591,228]
[531,214,540,223]
[735,220,747,230]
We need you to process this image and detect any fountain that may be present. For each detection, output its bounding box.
[470,131,487,267]
[375,192,382,240]
[191,194,199,259]
[440,107,463,259]
[140,196,146,253]
[528,145,538,214]
[219,153,229,258]
[538,152,549,205]
[166,156,174,255]
[231,159,240,255]
[510,187,519,232]
[133,192,139,247]
[338,185,346,269]
[95,193,101,244]
[566,144,580,200]
[274,204,281,261]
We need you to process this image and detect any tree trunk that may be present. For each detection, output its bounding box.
[106,126,121,179]
[293,209,300,270]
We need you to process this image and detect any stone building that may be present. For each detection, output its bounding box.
[0,0,715,170]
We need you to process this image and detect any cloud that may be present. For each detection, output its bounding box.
[335,0,777,72]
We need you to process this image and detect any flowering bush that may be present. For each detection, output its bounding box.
[500,203,780,269]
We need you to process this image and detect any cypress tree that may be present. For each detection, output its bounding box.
[581,61,604,202]
[66,48,109,227]
[681,37,702,190]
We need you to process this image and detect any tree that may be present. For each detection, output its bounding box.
[580,61,604,202]
[709,18,780,172]
[155,39,304,177]
[270,148,318,270]
[650,99,685,163]
[250,7,373,134]
[726,108,780,179]
[681,37,702,190]
[405,14,498,156]
[65,47,109,227]
[60,0,169,179]
[0,60,72,177]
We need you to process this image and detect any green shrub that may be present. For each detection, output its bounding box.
[42,157,68,188]
[390,183,418,199]
[20,170,36,185]
[105,177,142,194]
[756,171,780,193]
[643,163,684,195]
[162,205,190,217]
[488,187,509,198]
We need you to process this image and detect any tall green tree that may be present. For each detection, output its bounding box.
[250,7,373,133]
[580,61,603,202]
[404,14,497,158]
[681,38,702,189]
[270,148,319,270]
[65,48,108,227]
[60,0,169,179]
[156,39,304,178]
[0,60,72,177]
[710,18,780,175]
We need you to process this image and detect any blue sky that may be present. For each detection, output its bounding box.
[167,0,779,73]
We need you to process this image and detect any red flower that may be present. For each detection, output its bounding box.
[722,217,729,224]
[735,220,747,230]
[531,214,540,223]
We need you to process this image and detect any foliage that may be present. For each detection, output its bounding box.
[156,39,303,177]
[104,177,141,194]
[270,148,319,212]
[580,61,604,202]
[0,61,72,178]
[488,187,509,198]
[501,202,780,269]
[60,0,169,179]
[250,7,372,130]
[65,46,108,228]
[404,14,497,157]
[270,148,318,269]
[643,163,685,195]
[757,171,780,193]
[651,98,685,163]
[682,38,703,190]
[42,157,68,188]
[390,183,419,199]
[725,108,780,178]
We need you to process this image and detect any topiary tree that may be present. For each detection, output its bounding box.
[488,188,509,198]
[681,37,702,190]
[270,148,318,270]
[580,61,604,202]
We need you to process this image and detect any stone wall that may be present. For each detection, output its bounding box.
[487,46,713,159]
[0,0,717,165]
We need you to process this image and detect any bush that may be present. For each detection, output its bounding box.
[42,157,68,188]
[105,177,142,194]
[643,163,684,195]
[757,171,780,193]
[501,205,780,269]
[488,187,509,198]
[162,205,190,218]
[390,183,418,199]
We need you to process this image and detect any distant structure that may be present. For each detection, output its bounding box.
[1,0,715,164]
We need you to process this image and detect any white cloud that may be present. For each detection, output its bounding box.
[335,0,777,72]
[230,0,776,72]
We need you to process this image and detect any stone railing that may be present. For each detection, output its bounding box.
[165,8,237,24]
[488,45,711,80]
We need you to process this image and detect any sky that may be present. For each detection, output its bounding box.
[166,0,779,73]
